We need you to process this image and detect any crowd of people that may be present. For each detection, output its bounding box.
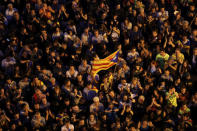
[0,0,197,130]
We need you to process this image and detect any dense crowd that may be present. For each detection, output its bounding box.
[0,0,197,130]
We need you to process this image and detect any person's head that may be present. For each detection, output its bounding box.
[124,36,130,44]
[34,103,40,110]
[133,25,138,32]
[8,3,13,10]
[181,86,186,94]
[86,82,92,89]
[109,90,115,97]
[89,113,95,121]
[109,103,114,109]
[82,58,87,66]
[132,77,138,84]
[64,119,70,126]
[138,95,145,104]
[35,89,42,95]
[64,99,70,106]
[14,113,19,119]
[42,98,47,105]
[6,78,12,84]
[169,86,175,93]
[152,30,158,37]
[77,74,83,81]
[79,119,85,126]
[123,95,128,101]
[189,4,195,11]
[160,7,165,12]
[35,112,41,119]
[121,78,127,85]
[142,120,148,128]
[182,35,188,41]
[93,96,100,106]
[125,115,131,122]
[94,30,99,37]
[72,104,80,113]
[175,48,181,55]
[160,50,166,56]
[84,27,89,34]
[156,108,162,115]
[182,103,188,110]
[164,70,170,76]
[13,11,20,20]
[50,77,56,85]
[10,123,16,130]
[65,79,71,87]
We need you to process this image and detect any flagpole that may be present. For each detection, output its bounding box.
[110,63,118,89]
[189,10,197,28]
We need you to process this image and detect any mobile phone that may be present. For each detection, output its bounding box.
[6,38,10,42]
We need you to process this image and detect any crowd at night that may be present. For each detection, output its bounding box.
[0,0,197,130]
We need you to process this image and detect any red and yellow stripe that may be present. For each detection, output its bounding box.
[91,50,119,75]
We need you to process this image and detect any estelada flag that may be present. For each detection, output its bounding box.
[92,50,119,75]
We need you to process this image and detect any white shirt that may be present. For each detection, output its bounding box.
[61,124,74,131]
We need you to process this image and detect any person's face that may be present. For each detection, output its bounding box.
[8,4,13,10]
[7,79,12,84]
[79,120,85,126]
[42,98,47,105]
[123,95,128,101]
[194,49,197,55]
[15,114,19,119]
[152,31,157,37]
[34,104,40,110]
[14,12,20,20]
[94,31,99,36]
[56,27,60,32]
[82,60,87,65]
[35,113,41,119]
[160,51,165,56]
[183,105,187,110]
[77,75,82,81]
[84,28,89,34]
[122,80,126,85]
[94,101,99,106]
[102,115,107,120]
[183,62,187,67]
[136,66,140,70]
[89,115,94,121]
[65,100,70,106]
[66,81,71,87]
[150,0,154,4]
[176,78,181,83]
[181,88,186,94]
[100,3,104,8]
[165,70,170,76]
[190,5,195,11]
[173,5,177,10]
[109,91,114,97]
[133,26,138,32]
[142,121,148,128]
[183,36,187,41]
[116,4,120,10]
[109,104,114,109]
[70,66,75,71]
[124,38,129,44]
[161,8,165,12]
[26,3,31,9]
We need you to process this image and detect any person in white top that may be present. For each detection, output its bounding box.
[5,3,17,21]
[61,120,74,131]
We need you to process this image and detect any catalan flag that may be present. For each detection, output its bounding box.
[92,50,119,75]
